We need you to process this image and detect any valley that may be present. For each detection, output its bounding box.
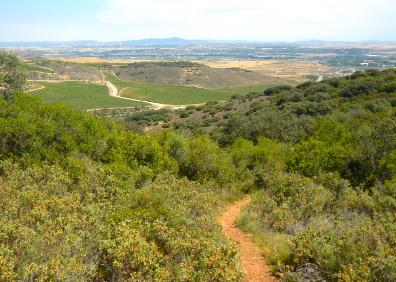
[24,58,285,112]
[1,40,396,281]
[16,41,395,116]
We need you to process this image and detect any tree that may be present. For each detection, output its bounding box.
[180,135,235,184]
[0,51,26,100]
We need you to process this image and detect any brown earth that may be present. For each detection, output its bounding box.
[219,197,277,282]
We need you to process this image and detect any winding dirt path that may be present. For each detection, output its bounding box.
[219,197,277,282]
[105,81,167,110]
[105,81,204,110]
[25,86,46,92]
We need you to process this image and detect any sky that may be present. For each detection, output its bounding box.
[1,0,395,42]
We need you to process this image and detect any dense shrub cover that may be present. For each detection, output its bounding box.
[0,94,242,280]
[232,70,396,281]
[0,162,241,281]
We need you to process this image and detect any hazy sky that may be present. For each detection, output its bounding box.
[1,0,395,42]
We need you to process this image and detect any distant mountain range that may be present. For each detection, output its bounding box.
[0,37,395,48]
[0,37,259,48]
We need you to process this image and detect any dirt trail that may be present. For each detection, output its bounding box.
[105,81,204,110]
[105,81,166,110]
[25,86,46,92]
[219,197,277,282]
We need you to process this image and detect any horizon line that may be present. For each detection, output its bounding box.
[1,37,396,44]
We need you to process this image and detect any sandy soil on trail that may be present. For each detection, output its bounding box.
[219,197,277,282]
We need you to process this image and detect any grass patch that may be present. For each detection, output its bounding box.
[107,73,238,105]
[237,202,291,276]
[32,81,146,111]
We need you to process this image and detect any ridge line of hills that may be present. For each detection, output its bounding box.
[1,37,396,47]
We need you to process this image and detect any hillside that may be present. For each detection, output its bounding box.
[24,59,281,110]
[112,61,281,89]
[106,72,244,105]
[25,60,102,81]
[1,51,396,281]
[121,69,396,280]
[135,69,396,142]
[0,93,243,281]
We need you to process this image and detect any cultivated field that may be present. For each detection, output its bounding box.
[32,81,145,111]
[107,73,244,105]
[200,60,332,83]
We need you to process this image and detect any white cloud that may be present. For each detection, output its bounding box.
[96,0,396,41]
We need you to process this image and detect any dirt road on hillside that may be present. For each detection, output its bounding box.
[105,81,199,110]
[219,197,277,282]
[105,81,165,110]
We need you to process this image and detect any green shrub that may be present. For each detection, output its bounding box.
[264,85,293,96]
[180,135,235,185]
[286,216,396,281]
[0,162,242,281]
[179,110,189,118]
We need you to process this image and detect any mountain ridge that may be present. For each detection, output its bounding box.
[1,38,396,48]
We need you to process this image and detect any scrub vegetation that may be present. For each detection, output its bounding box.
[1,51,396,281]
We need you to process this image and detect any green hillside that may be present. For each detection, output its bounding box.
[112,61,277,89]
[107,73,244,104]
[127,69,396,281]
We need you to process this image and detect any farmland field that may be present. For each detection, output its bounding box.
[201,60,332,83]
[32,81,145,111]
[107,73,272,104]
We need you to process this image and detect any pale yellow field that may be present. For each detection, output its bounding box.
[54,57,160,64]
[198,60,333,82]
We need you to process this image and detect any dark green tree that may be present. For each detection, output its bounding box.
[0,51,26,100]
